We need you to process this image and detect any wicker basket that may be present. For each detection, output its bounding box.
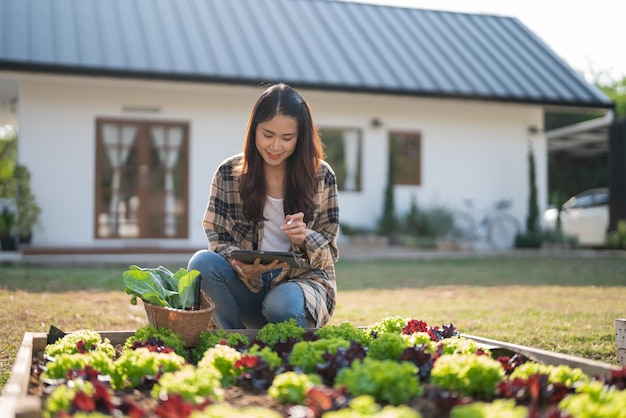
[142,290,216,347]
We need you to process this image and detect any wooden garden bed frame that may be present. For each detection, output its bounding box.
[2,320,625,418]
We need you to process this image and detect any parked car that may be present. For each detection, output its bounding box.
[544,188,609,247]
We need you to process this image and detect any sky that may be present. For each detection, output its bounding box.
[343,0,625,84]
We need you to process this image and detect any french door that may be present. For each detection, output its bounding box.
[95,118,189,239]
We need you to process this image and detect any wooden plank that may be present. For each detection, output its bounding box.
[616,318,626,350]
[0,333,39,418]
[618,348,626,367]
[615,319,625,366]
[463,334,620,377]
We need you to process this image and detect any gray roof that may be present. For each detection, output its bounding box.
[0,0,613,109]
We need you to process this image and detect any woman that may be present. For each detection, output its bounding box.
[188,83,339,329]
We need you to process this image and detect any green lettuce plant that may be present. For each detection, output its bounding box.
[268,371,321,404]
[367,332,409,361]
[123,324,187,358]
[151,364,224,404]
[510,362,589,387]
[315,322,372,347]
[402,332,437,351]
[438,336,483,356]
[191,404,282,417]
[367,315,408,337]
[323,395,421,418]
[430,354,505,399]
[123,265,201,309]
[43,380,94,418]
[191,329,249,363]
[335,357,423,405]
[197,344,242,386]
[558,380,626,418]
[289,337,351,373]
[41,351,114,381]
[450,399,528,418]
[244,344,283,370]
[111,347,186,390]
[256,318,306,346]
[44,329,115,359]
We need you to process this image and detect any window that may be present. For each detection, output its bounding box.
[320,128,362,191]
[389,131,421,185]
[95,119,189,239]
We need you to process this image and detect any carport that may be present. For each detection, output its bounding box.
[546,112,626,232]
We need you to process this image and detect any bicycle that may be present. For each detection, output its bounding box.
[451,198,521,249]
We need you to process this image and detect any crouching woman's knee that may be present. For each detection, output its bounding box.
[187,249,231,284]
[263,282,314,328]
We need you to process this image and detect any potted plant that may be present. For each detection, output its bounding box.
[13,164,41,244]
[0,206,16,250]
[123,265,215,347]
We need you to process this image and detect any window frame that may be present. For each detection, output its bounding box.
[389,131,422,186]
[319,126,363,192]
[94,117,190,239]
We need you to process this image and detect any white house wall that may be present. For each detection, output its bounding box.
[307,90,545,234]
[14,73,545,250]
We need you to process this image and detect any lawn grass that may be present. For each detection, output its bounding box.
[1,252,625,394]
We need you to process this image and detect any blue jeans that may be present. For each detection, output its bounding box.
[187,249,315,329]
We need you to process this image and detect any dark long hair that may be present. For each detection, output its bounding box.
[236,83,323,222]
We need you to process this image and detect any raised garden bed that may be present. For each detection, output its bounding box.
[2,321,624,418]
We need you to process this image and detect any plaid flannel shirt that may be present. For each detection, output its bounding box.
[202,154,340,327]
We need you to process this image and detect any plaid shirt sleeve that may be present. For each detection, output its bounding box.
[202,155,264,292]
[296,160,340,269]
[286,160,340,327]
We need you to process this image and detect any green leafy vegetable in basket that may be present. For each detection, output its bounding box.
[123,265,201,310]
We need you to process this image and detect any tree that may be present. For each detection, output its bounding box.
[526,143,540,234]
[0,126,17,198]
[0,126,41,244]
[378,141,398,240]
[599,76,626,120]
[515,143,542,248]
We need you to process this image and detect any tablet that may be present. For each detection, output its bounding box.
[230,250,302,269]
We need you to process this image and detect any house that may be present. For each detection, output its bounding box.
[0,0,613,254]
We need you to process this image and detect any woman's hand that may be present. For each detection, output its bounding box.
[281,212,306,246]
[231,258,288,280]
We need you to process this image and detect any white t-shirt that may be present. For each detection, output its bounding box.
[261,196,290,251]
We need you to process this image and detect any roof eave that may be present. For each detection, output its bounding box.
[1,61,615,111]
